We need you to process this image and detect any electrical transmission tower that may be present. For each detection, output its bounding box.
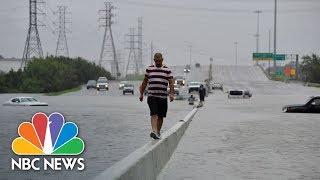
[21,0,45,68]
[125,28,139,77]
[98,2,120,79]
[137,17,143,74]
[55,6,70,57]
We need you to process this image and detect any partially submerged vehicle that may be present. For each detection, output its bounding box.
[227,90,252,99]
[282,96,320,113]
[3,97,48,106]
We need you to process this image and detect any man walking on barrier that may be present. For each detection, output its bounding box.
[139,53,174,140]
[198,84,206,107]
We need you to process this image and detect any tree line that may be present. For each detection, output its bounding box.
[0,56,113,93]
[299,54,320,84]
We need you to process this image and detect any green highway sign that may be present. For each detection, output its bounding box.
[253,53,273,60]
[253,53,286,61]
[274,54,286,61]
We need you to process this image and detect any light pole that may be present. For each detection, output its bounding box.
[273,0,277,69]
[268,29,271,75]
[234,42,238,66]
[188,45,192,66]
[150,41,154,65]
[254,10,262,53]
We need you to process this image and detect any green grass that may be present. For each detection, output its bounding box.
[44,86,82,96]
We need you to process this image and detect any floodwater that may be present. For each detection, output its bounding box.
[0,65,199,180]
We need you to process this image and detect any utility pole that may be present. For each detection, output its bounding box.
[295,54,299,80]
[98,2,120,79]
[254,10,262,53]
[188,45,192,66]
[273,0,277,69]
[137,17,143,74]
[150,41,154,65]
[125,28,139,77]
[268,29,271,75]
[55,6,70,57]
[209,57,213,81]
[234,42,238,66]
[21,0,45,68]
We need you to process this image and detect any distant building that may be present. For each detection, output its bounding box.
[0,58,22,73]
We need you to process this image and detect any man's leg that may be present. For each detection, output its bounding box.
[151,115,158,132]
[156,117,163,134]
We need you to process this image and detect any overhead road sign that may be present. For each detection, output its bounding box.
[253,53,286,61]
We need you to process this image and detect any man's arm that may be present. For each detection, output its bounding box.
[140,77,148,95]
[139,76,148,101]
[168,78,174,101]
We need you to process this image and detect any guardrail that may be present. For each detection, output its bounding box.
[95,108,198,180]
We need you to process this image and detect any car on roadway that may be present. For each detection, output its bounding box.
[175,78,186,86]
[184,65,191,73]
[86,80,96,89]
[167,84,180,95]
[3,97,48,106]
[212,82,223,90]
[282,96,320,113]
[119,81,128,90]
[228,90,252,99]
[123,84,134,95]
[188,81,201,93]
[96,78,109,91]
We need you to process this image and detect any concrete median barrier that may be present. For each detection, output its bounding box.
[95,108,198,180]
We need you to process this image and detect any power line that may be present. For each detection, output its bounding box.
[21,0,45,68]
[98,2,120,79]
[120,0,320,14]
[125,28,139,76]
[55,6,70,57]
[137,17,143,74]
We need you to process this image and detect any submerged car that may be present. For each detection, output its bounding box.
[212,83,223,90]
[282,96,320,113]
[86,80,96,89]
[123,84,134,95]
[228,90,252,99]
[3,97,48,106]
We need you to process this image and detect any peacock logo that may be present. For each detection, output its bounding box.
[12,112,85,155]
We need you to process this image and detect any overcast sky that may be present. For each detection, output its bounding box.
[0,0,319,70]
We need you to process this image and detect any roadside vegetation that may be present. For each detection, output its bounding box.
[267,53,320,84]
[124,74,145,81]
[0,56,112,93]
[299,54,320,84]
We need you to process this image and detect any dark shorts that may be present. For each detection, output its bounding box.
[147,96,168,118]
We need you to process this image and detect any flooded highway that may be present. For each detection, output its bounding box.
[0,65,205,180]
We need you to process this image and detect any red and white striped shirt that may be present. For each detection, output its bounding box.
[145,65,173,98]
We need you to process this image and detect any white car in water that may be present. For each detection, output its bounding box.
[3,97,48,106]
[227,90,252,99]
